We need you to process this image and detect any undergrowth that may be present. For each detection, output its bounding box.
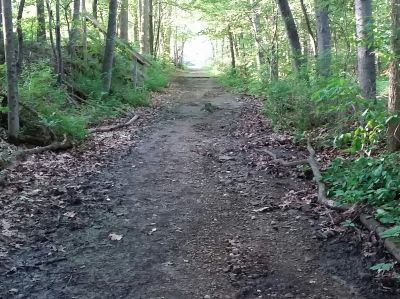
[4,43,173,141]
[218,65,400,237]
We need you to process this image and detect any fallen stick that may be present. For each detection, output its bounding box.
[89,115,139,134]
[306,140,400,263]
[259,149,309,167]
[306,140,351,211]
[359,214,400,262]
[0,138,72,186]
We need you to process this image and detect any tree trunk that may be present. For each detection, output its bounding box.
[140,0,150,54]
[55,0,63,83]
[82,0,87,61]
[120,0,129,41]
[69,0,80,55]
[228,27,236,69]
[2,0,19,142]
[355,0,376,100]
[299,0,317,54]
[276,0,303,71]
[249,0,265,72]
[45,0,57,72]
[92,0,98,19]
[102,0,118,93]
[0,3,4,64]
[149,0,154,55]
[16,0,26,75]
[388,0,400,151]
[315,0,332,77]
[36,0,46,42]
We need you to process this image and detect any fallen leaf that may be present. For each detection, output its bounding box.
[63,211,76,218]
[109,233,123,241]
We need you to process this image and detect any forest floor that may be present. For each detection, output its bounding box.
[0,71,399,299]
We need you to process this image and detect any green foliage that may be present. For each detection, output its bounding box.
[324,155,400,223]
[334,108,387,156]
[381,226,400,239]
[370,263,394,273]
[19,62,88,140]
[145,58,174,91]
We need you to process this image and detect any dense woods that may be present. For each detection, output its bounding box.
[0,0,191,144]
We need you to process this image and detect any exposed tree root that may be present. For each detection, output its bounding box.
[88,115,139,134]
[0,138,72,186]
[359,214,400,262]
[263,141,400,262]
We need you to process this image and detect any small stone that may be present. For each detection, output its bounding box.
[284,293,294,298]
[204,295,211,299]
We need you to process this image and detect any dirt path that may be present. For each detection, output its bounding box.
[1,72,398,298]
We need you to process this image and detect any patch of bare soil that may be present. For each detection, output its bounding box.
[0,72,399,299]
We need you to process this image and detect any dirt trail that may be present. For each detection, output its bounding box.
[1,72,397,298]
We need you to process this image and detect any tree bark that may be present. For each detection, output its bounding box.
[228,27,236,69]
[55,0,63,83]
[2,0,20,142]
[388,0,400,151]
[249,0,265,72]
[120,0,129,41]
[69,0,80,55]
[16,0,25,75]
[82,0,87,61]
[355,0,376,100]
[0,3,4,64]
[315,0,332,77]
[92,0,98,19]
[140,0,150,54]
[102,0,118,93]
[45,0,57,72]
[36,0,46,42]
[276,0,303,71]
[299,0,317,54]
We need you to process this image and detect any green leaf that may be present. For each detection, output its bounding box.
[381,226,400,239]
[370,263,394,272]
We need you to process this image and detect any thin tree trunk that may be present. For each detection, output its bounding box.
[276,0,303,72]
[82,0,87,62]
[315,0,332,77]
[69,0,80,55]
[36,0,46,42]
[92,0,98,19]
[102,0,118,93]
[388,0,400,151]
[55,0,63,83]
[355,0,376,100]
[16,0,26,75]
[0,3,4,64]
[228,27,236,69]
[149,0,154,55]
[45,0,57,72]
[154,0,162,57]
[2,0,19,142]
[299,0,317,54]
[120,0,129,41]
[249,0,265,73]
[140,0,150,54]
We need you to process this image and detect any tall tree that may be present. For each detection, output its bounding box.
[55,0,63,83]
[2,0,19,142]
[228,27,236,69]
[82,0,87,61]
[276,0,303,71]
[0,3,4,64]
[36,0,46,42]
[315,0,332,77]
[388,0,400,151]
[140,0,151,53]
[69,0,81,54]
[249,0,265,72]
[102,0,118,93]
[299,0,317,54]
[120,0,129,41]
[355,0,376,100]
[92,0,98,19]
[16,0,26,74]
